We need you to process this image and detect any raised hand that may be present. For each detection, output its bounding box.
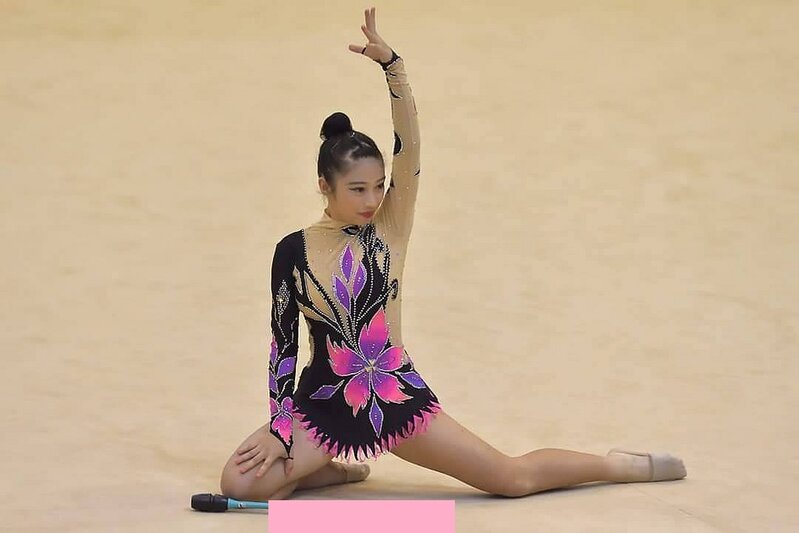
[348,6,393,64]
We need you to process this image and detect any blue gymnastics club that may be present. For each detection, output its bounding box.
[191,493,269,512]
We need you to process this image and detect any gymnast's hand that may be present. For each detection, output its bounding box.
[348,6,393,64]
[233,424,294,479]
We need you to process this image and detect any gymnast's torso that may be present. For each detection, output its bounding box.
[267,53,442,465]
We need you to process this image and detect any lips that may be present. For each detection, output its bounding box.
[360,211,374,218]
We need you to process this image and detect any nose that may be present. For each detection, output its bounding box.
[365,190,381,210]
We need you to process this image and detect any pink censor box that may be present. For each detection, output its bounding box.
[268,500,455,533]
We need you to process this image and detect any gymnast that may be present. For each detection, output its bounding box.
[219,6,687,501]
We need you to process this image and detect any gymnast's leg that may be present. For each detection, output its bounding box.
[390,409,685,497]
[294,461,370,491]
[219,419,369,500]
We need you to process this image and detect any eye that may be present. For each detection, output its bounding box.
[352,187,364,192]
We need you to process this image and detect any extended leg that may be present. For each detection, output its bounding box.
[390,409,679,497]
[512,448,628,493]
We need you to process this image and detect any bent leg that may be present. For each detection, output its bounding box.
[295,461,372,490]
[219,417,335,501]
[390,409,621,497]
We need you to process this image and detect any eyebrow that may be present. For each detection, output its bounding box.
[348,176,387,186]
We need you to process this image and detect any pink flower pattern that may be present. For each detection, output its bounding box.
[274,227,440,463]
[313,307,412,436]
[307,241,418,437]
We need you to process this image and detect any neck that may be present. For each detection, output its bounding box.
[325,207,358,226]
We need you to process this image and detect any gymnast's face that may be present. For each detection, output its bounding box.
[320,157,386,226]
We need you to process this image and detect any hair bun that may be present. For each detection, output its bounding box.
[320,112,354,141]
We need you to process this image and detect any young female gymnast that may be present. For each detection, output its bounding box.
[219,6,687,501]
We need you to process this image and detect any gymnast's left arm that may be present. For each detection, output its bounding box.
[348,7,421,239]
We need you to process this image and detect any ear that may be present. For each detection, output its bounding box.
[318,176,329,194]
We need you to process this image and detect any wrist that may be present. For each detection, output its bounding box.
[378,49,399,70]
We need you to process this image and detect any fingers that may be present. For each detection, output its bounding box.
[366,6,376,33]
[255,455,275,478]
[236,441,256,455]
[239,449,265,474]
[234,447,259,465]
[361,6,379,40]
[361,24,375,40]
[348,43,366,54]
[284,458,294,478]
[350,6,387,60]
[236,440,265,473]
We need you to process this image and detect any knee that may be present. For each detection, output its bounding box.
[219,462,251,500]
[495,478,531,498]
[219,460,288,501]
[493,457,534,498]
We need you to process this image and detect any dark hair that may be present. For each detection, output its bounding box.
[317,112,384,193]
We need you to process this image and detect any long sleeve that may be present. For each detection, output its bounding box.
[267,238,300,458]
[376,50,421,241]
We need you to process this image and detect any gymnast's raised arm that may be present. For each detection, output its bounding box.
[349,7,421,240]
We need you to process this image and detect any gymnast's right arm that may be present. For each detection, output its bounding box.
[233,237,299,479]
[266,238,300,466]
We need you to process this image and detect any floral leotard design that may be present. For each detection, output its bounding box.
[268,51,441,464]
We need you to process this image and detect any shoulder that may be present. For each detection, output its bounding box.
[275,230,304,257]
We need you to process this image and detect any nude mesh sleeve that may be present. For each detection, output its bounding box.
[377,51,421,241]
